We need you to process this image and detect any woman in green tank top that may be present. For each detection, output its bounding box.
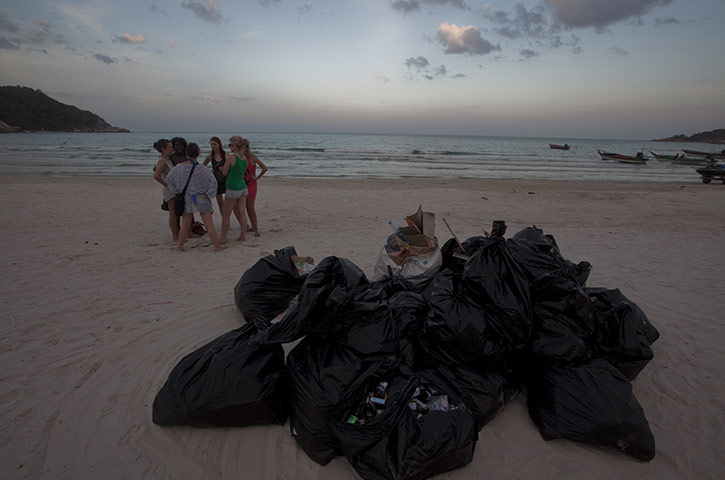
[220,135,249,243]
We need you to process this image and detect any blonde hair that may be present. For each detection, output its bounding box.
[228,135,248,150]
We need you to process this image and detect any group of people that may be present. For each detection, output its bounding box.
[152,135,268,252]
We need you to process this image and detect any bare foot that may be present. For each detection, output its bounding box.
[236,236,246,242]
[254,231,261,237]
[220,238,228,244]
[215,245,226,252]
[176,246,184,252]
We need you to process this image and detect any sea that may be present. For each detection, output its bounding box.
[0,131,719,182]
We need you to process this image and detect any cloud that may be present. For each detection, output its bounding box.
[390,0,420,14]
[230,96,254,102]
[609,45,628,55]
[113,32,146,44]
[544,0,672,29]
[405,55,431,71]
[22,24,64,46]
[181,0,223,24]
[391,0,470,14]
[404,55,449,80]
[298,4,313,15]
[376,74,391,83]
[188,94,220,103]
[0,36,19,49]
[93,53,116,64]
[150,3,169,17]
[486,3,552,39]
[520,48,539,59]
[165,40,177,47]
[452,73,466,78]
[654,17,678,26]
[0,9,20,32]
[436,22,500,55]
[259,0,281,7]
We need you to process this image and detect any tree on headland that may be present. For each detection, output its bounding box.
[0,85,129,133]
[654,129,725,144]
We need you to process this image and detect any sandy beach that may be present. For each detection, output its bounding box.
[0,175,723,480]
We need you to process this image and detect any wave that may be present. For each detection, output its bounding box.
[279,147,326,152]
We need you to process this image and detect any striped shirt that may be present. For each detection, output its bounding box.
[166,161,218,200]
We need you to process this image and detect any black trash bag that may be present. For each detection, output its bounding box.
[507,226,591,286]
[234,246,307,322]
[528,273,596,365]
[415,364,519,429]
[526,358,655,461]
[286,337,385,465]
[461,221,533,353]
[587,288,660,381]
[332,369,477,480]
[152,317,290,427]
[439,236,489,273]
[388,291,430,368]
[418,268,509,369]
[248,256,369,348]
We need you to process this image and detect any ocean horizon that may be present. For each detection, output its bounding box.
[0,131,719,182]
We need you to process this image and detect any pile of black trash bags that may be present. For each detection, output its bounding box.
[153,221,659,479]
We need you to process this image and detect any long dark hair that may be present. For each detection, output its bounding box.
[210,136,226,160]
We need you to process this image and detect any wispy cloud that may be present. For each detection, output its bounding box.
[113,32,146,44]
[93,53,116,64]
[298,4,313,15]
[0,9,20,32]
[520,48,539,59]
[436,22,499,55]
[391,0,470,15]
[376,74,391,83]
[544,0,673,29]
[188,94,220,103]
[0,36,19,49]
[654,17,678,26]
[404,55,449,80]
[259,0,282,7]
[150,3,169,17]
[609,45,628,55]
[181,0,224,24]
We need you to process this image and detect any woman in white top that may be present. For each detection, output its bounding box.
[152,138,180,240]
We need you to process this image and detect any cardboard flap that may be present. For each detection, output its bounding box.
[405,205,435,237]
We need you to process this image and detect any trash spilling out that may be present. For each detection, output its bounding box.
[153,208,659,479]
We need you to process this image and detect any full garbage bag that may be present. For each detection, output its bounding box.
[234,246,307,322]
[526,358,655,461]
[388,291,429,368]
[419,268,509,369]
[587,288,660,381]
[332,368,477,480]
[152,317,289,427]
[461,221,533,352]
[507,226,591,286]
[528,273,596,364]
[286,337,385,465]
[372,246,443,285]
[248,256,369,349]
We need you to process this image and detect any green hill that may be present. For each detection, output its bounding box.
[654,129,725,144]
[0,85,129,133]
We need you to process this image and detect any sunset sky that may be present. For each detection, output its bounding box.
[0,0,723,139]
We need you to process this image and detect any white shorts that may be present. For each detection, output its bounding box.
[226,188,248,199]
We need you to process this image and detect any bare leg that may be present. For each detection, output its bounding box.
[167,199,179,241]
[246,195,260,236]
[220,196,235,244]
[236,196,248,241]
[177,214,193,251]
[232,203,244,229]
[215,194,224,214]
[200,212,224,251]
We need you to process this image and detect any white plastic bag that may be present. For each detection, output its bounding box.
[372,246,442,284]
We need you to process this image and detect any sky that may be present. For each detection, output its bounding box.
[0,0,723,139]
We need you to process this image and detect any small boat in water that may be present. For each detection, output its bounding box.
[549,143,570,150]
[649,151,681,162]
[598,149,647,164]
[673,155,715,167]
[682,149,725,160]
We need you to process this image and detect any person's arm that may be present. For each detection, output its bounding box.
[222,153,235,176]
[254,155,268,180]
[202,153,212,166]
[152,158,167,186]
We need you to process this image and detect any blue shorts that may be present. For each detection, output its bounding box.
[225,188,248,199]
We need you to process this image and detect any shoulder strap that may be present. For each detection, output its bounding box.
[181,163,196,195]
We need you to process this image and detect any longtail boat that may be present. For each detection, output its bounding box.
[649,151,680,162]
[682,149,725,160]
[597,149,647,164]
[549,143,570,150]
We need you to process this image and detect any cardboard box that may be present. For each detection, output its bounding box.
[384,205,438,265]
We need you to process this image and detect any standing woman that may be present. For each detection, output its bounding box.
[152,138,180,240]
[203,136,228,213]
[220,136,249,243]
[242,140,268,237]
